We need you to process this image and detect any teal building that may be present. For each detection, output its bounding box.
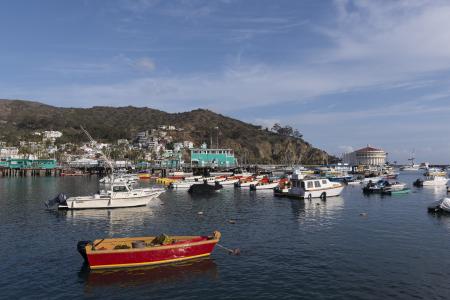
[0,158,57,169]
[190,148,237,167]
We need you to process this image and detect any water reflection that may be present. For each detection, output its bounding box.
[422,186,447,200]
[55,205,159,234]
[289,196,345,224]
[79,258,218,291]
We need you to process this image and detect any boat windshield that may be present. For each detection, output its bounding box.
[113,185,128,192]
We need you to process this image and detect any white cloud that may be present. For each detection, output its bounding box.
[134,57,155,71]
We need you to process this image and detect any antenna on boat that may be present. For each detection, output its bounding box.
[80,125,115,177]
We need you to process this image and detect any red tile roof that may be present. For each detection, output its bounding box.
[356,146,383,152]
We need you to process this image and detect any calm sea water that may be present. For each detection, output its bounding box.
[1,173,450,300]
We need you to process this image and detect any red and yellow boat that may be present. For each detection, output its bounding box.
[78,231,221,270]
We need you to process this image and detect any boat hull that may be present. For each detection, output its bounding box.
[303,186,344,198]
[62,192,162,209]
[80,235,219,269]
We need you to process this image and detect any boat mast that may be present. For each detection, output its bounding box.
[80,126,115,178]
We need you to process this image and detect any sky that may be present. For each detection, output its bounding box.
[1,0,450,163]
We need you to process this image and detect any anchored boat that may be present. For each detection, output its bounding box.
[78,231,221,269]
[278,170,344,199]
[47,184,164,209]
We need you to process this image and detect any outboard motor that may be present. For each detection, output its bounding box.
[45,193,68,209]
[77,240,93,262]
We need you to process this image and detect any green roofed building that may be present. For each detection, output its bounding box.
[190,148,237,168]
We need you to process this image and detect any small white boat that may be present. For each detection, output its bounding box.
[387,182,407,191]
[169,181,193,189]
[422,176,448,187]
[219,178,240,186]
[361,177,383,185]
[250,181,279,190]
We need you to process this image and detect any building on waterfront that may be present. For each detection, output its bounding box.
[190,148,237,168]
[0,147,19,158]
[183,141,194,149]
[43,131,62,142]
[1,158,57,169]
[342,145,387,166]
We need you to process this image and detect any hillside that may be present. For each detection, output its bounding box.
[0,99,334,164]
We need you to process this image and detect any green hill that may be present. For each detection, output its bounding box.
[0,99,334,164]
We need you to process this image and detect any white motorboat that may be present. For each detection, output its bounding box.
[361,177,383,185]
[47,126,164,210]
[422,176,448,186]
[424,168,447,177]
[386,182,407,191]
[286,171,344,199]
[250,181,280,190]
[47,183,164,209]
[219,178,239,186]
[169,181,193,189]
[400,165,420,171]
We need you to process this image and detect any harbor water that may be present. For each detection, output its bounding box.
[1,173,450,299]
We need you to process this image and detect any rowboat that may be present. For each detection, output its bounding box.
[78,231,221,269]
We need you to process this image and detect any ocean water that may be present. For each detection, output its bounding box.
[1,173,450,300]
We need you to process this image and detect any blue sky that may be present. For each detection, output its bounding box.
[1,0,450,163]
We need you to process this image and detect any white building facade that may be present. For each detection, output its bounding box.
[342,146,387,166]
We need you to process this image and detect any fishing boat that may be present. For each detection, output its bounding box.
[47,127,165,209]
[424,168,447,177]
[400,151,420,171]
[284,170,344,199]
[47,184,164,209]
[414,176,448,187]
[77,231,221,269]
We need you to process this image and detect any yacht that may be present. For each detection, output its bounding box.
[400,152,420,171]
[286,171,344,199]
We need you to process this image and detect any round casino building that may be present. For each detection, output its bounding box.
[342,145,387,166]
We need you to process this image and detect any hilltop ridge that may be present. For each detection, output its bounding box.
[0,99,333,164]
